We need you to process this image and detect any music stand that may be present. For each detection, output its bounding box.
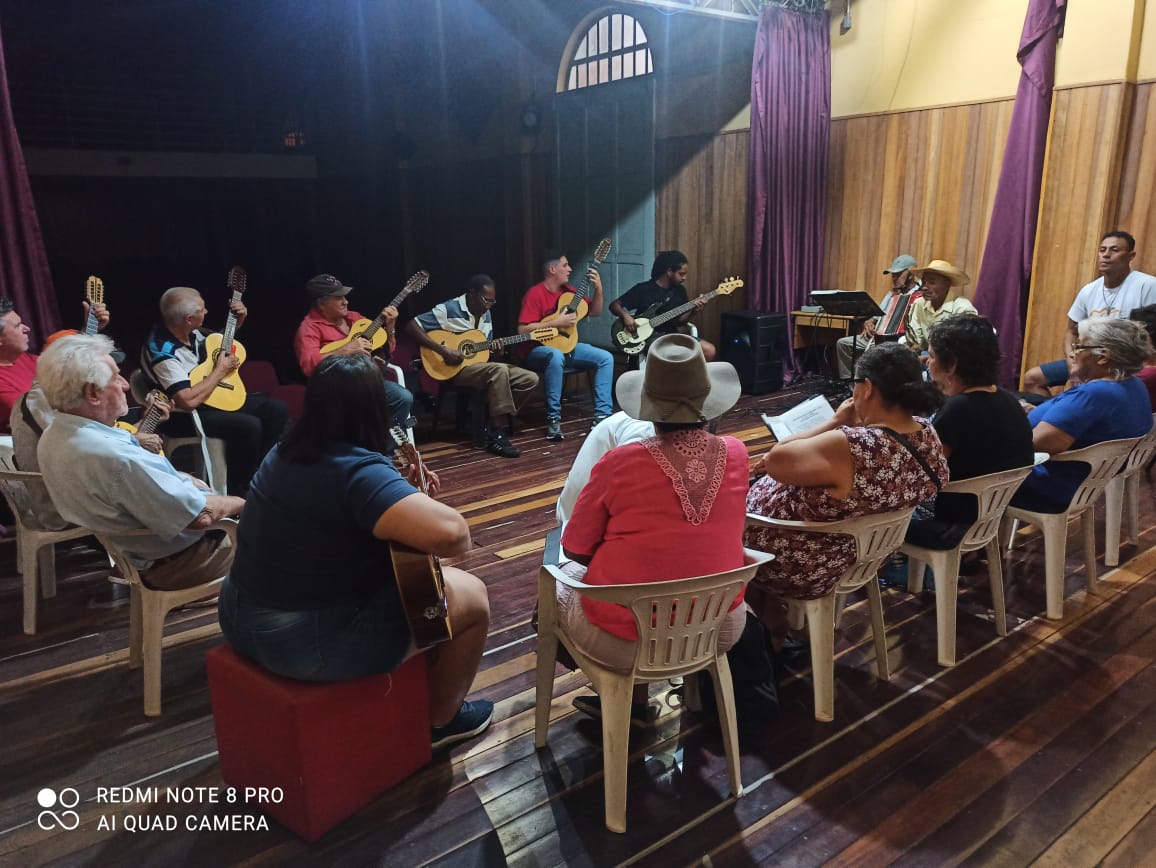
[810,291,886,382]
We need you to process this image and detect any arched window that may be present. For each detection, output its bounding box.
[561,12,653,92]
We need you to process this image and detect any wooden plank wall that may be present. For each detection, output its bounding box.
[1115,81,1156,280]
[824,100,1014,302]
[1021,82,1135,375]
[655,130,751,347]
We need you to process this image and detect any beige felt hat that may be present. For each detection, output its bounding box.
[910,259,970,288]
[615,334,741,423]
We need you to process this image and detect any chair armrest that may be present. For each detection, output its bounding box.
[746,512,858,533]
[0,468,44,482]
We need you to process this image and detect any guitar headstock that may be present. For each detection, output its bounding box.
[227,266,248,296]
[529,327,559,342]
[592,238,612,264]
[403,271,430,296]
[715,276,744,296]
[85,275,104,305]
[143,390,172,413]
[390,424,421,468]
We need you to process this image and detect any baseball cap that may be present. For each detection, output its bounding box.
[306,274,353,300]
[883,254,918,274]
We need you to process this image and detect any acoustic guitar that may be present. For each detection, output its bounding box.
[116,390,171,436]
[84,275,104,335]
[188,266,248,412]
[536,239,612,353]
[388,426,453,649]
[321,270,430,355]
[610,277,744,355]
[419,327,559,381]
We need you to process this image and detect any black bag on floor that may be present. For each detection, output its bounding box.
[697,611,780,731]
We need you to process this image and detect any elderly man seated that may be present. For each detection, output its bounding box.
[904,259,978,355]
[36,334,244,590]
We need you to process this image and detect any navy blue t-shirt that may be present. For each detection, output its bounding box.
[1019,376,1152,506]
[230,444,418,610]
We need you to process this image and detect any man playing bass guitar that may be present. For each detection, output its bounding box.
[515,250,614,441]
[406,275,539,458]
[608,250,716,361]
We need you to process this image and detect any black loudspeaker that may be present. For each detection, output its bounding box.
[720,310,787,394]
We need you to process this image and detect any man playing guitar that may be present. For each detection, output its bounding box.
[293,273,415,438]
[608,250,716,361]
[141,286,288,496]
[405,275,539,458]
[515,250,614,441]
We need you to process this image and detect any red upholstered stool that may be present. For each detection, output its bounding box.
[206,645,431,841]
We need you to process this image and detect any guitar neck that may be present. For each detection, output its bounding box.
[564,273,596,313]
[83,310,100,336]
[219,290,243,353]
[362,285,416,341]
[486,332,536,351]
[647,288,721,329]
[136,406,165,436]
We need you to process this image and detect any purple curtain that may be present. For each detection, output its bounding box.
[972,0,1067,387]
[747,5,830,369]
[0,22,59,339]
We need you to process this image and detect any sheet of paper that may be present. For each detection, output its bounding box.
[761,394,836,441]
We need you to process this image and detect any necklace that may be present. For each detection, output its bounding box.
[1102,278,1124,314]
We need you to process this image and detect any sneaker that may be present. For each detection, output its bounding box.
[572,694,655,728]
[546,417,564,441]
[485,429,520,458]
[590,414,611,431]
[430,699,494,751]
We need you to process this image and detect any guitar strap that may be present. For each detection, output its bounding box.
[19,394,43,438]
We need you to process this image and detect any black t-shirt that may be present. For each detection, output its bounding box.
[617,279,690,334]
[932,388,1035,524]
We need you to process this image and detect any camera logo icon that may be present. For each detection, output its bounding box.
[36,788,80,831]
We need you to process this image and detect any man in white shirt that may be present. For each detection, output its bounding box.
[1023,230,1156,397]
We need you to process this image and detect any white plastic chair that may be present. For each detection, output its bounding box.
[1103,416,1156,567]
[534,549,772,833]
[93,519,236,716]
[0,465,95,634]
[899,465,1033,667]
[745,508,914,722]
[1002,437,1140,620]
[129,370,227,495]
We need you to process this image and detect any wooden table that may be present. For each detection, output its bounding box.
[791,311,860,348]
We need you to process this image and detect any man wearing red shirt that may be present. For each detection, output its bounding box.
[517,251,614,441]
[293,273,414,432]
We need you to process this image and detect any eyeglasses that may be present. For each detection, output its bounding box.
[1070,344,1104,354]
[853,377,867,384]
[480,297,497,306]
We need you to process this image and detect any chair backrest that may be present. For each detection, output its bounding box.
[129,369,152,405]
[554,548,773,680]
[941,464,1035,551]
[746,507,914,594]
[1047,436,1141,512]
[0,466,37,530]
[1121,415,1156,476]
[241,360,280,395]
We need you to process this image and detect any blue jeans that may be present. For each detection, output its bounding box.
[524,343,614,419]
[217,578,411,682]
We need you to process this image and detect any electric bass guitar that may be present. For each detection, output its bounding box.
[116,390,171,436]
[388,426,453,649]
[610,276,744,355]
[321,270,430,355]
[84,276,104,335]
[188,266,248,412]
[536,239,612,353]
[419,327,560,381]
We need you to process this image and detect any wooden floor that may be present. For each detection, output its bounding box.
[2,383,1155,867]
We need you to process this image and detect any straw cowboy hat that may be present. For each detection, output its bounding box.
[910,259,970,288]
[615,333,741,423]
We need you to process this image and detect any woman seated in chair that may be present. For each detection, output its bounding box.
[218,354,494,751]
[905,315,1035,549]
[1010,317,1153,513]
[745,342,947,601]
[560,335,747,712]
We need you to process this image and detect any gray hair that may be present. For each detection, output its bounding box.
[160,286,203,325]
[37,334,118,412]
[1078,317,1153,379]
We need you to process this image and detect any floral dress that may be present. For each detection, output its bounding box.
[744,422,947,599]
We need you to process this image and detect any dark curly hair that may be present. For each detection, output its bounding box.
[927,314,1001,387]
[279,355,392,463]
[1129,303,1156,344]
[854,342,944,416]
